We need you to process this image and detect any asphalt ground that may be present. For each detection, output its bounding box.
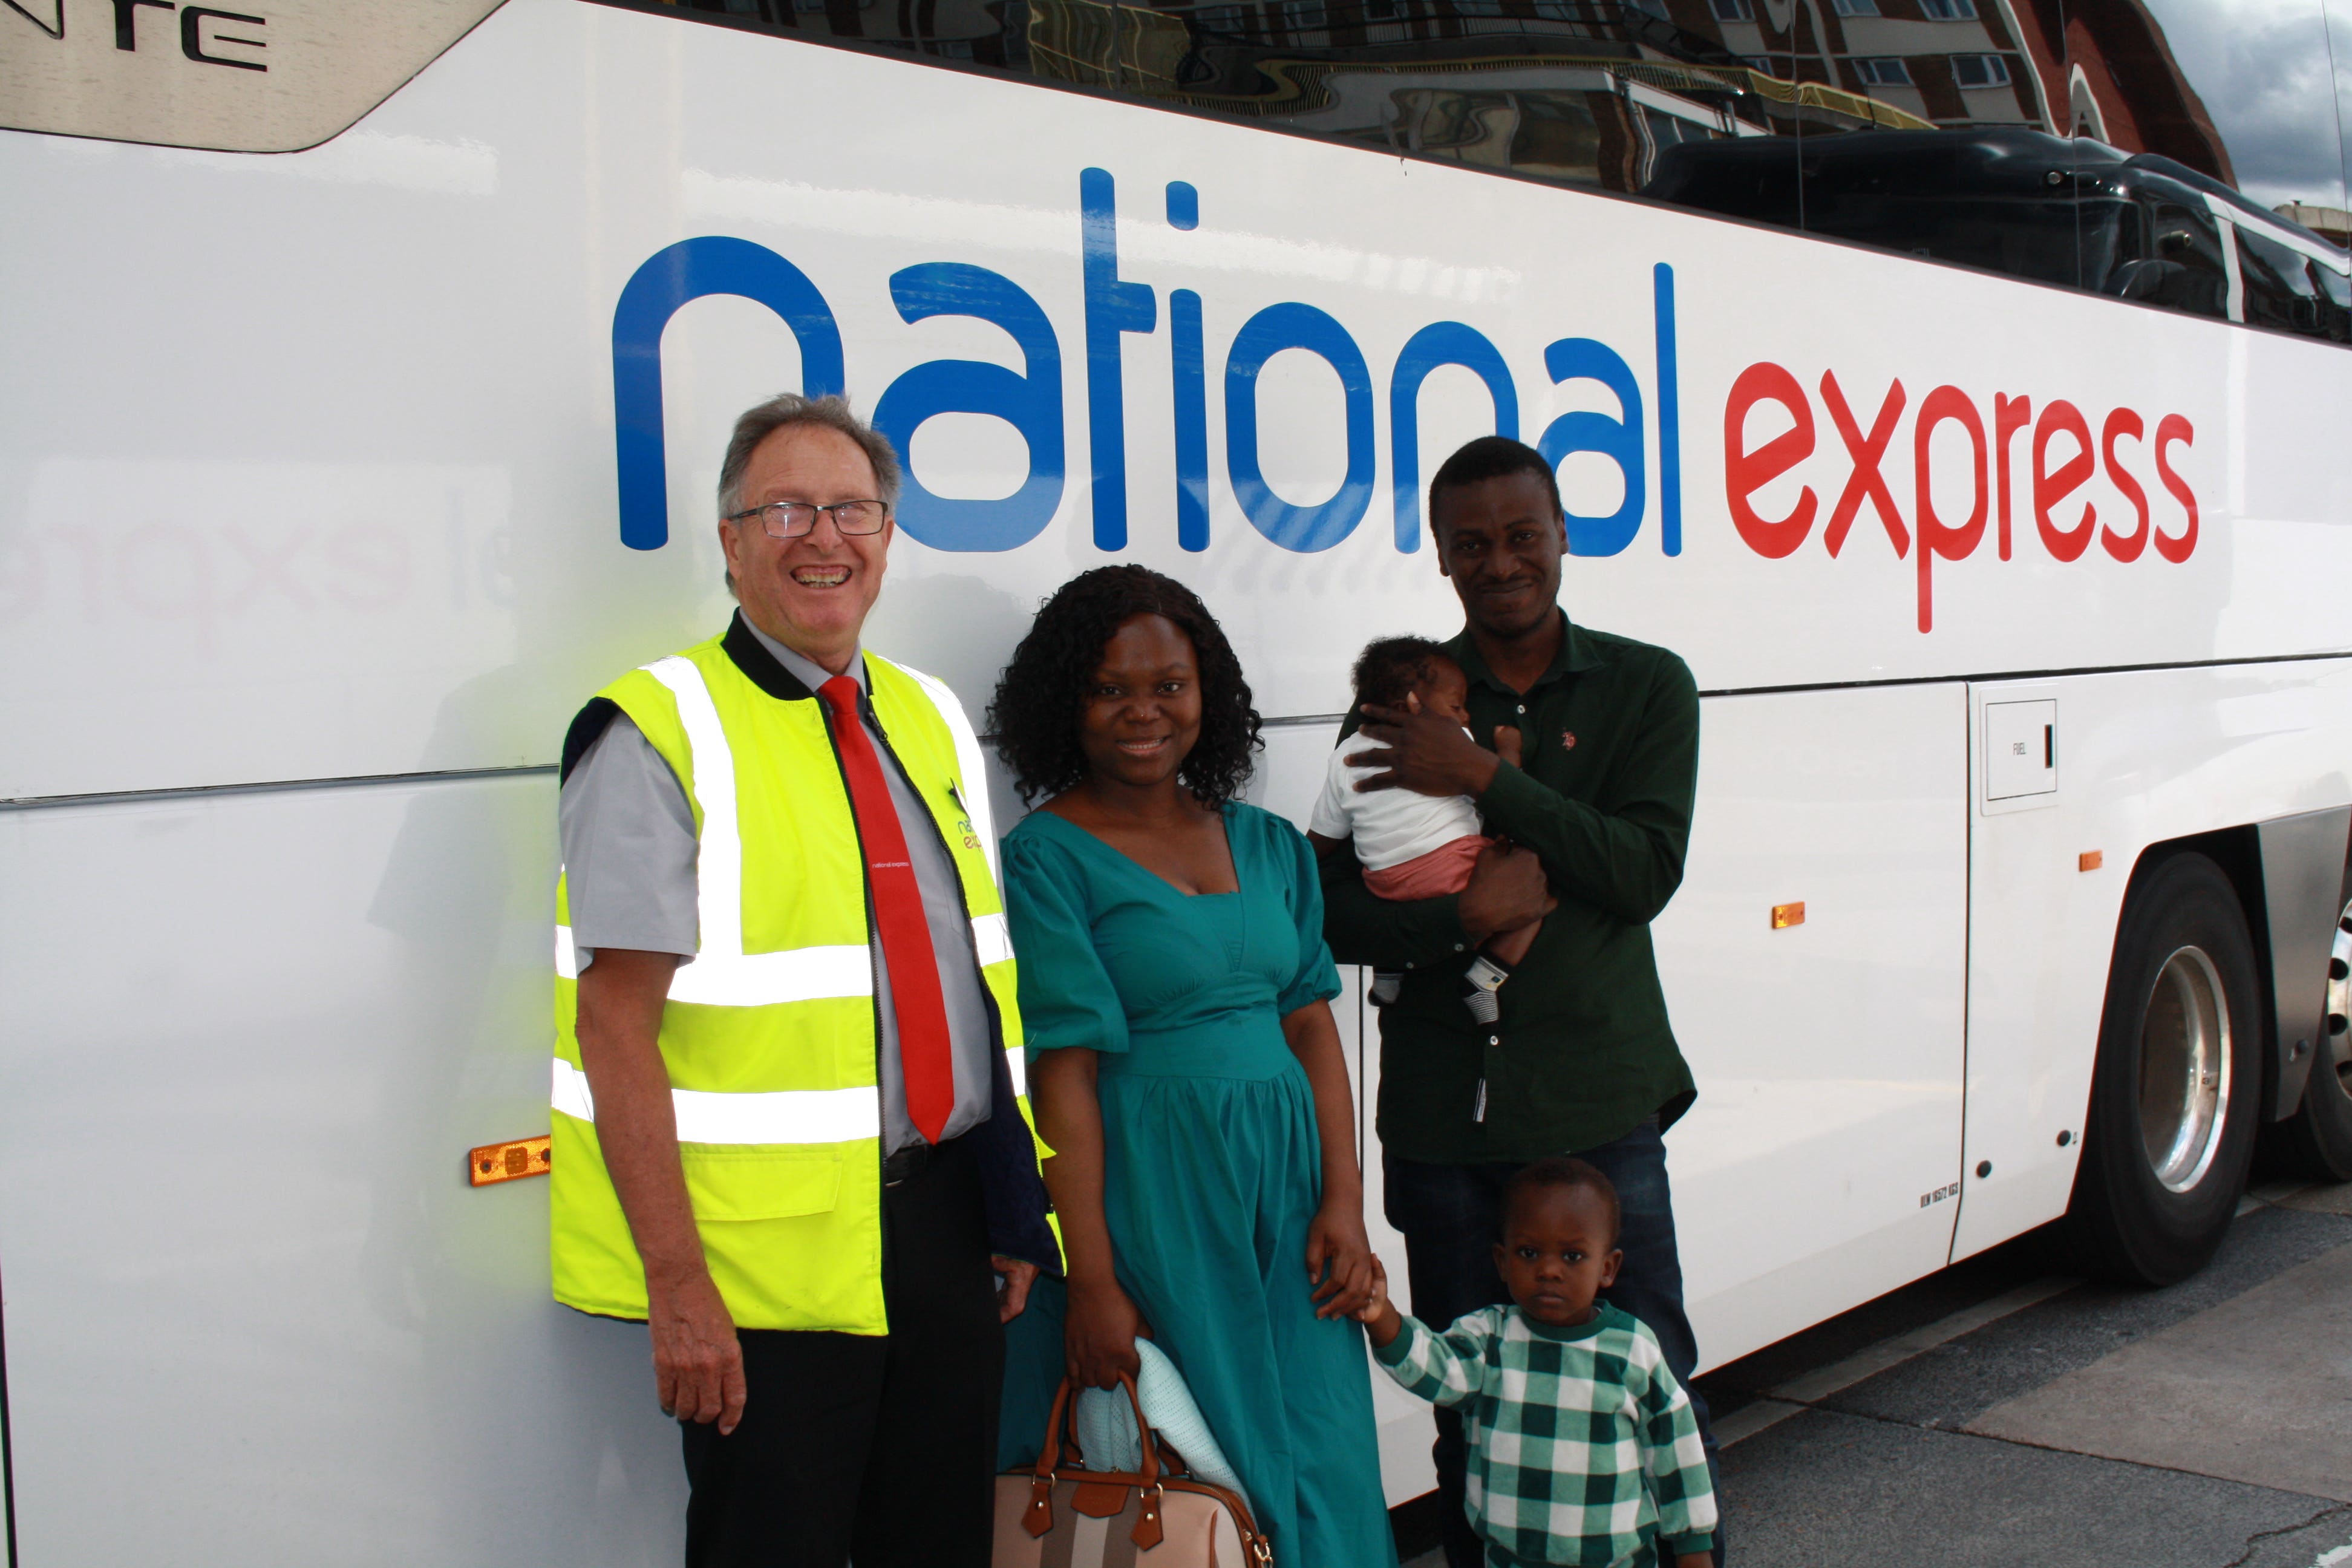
[1403,1176,2352,1568]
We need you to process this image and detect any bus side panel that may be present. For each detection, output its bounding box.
[1656,684,1968,1371]
[0,779,684,1567]
[1953,658,2352,1261]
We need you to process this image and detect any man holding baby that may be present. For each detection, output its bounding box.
[1317,434,1720,1568]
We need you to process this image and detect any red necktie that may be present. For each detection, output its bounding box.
[818,676,956,1145]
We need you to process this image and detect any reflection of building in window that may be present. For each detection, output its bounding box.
[1853,57,1912,86]
[1830,0,1881,17]
[2066,65,2108,138]
[1710,0,1756,21]
[2002,0,2232,185]
[1919,0,1979,19]
[2276,203,2352,248]
[1952,54,2010,88]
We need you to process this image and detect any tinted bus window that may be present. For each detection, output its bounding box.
[621,0,2352,344]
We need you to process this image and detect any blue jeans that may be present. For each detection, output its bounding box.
[1384,1119,1724,1567]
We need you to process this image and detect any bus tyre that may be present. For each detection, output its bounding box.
[2069,852,2262,1286]
[2276,898,2352,1180]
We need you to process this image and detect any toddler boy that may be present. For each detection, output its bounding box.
[1356,1158,1717,1568]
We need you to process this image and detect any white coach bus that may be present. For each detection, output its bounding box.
[4,0,2351,1560]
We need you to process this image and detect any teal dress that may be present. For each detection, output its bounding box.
[998,802,1399,1568]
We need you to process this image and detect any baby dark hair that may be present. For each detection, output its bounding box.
[1352,636,1456,711]
[1501,1156,1622,1247]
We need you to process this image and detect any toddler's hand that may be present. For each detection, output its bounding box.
[1353,1256,1404,1347]
[1493,726,1524,768]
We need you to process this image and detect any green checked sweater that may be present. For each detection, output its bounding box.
[1373,1302,1717,1568]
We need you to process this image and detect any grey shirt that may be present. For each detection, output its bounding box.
[559,624,995,1152]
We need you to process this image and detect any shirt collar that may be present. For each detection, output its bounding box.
[1514,1301,1623,1343]
[1448,609,1603,697]
[744,615,865,695]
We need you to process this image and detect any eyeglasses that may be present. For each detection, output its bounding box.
[724,499,890,539]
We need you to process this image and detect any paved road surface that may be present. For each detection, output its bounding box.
[1403,1176,2352,1567]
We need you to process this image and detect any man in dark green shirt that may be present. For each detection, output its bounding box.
[1324,435,1717,1568]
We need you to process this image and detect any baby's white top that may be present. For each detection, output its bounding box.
[1307,732,1485,872]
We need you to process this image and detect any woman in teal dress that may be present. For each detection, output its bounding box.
[988,565,1399,1568]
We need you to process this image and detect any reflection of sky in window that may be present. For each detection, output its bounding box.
[2136,0,2349,208]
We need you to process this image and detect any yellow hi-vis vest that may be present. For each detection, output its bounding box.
[549,626,1039,1334]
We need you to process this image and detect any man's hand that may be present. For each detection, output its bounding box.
[649,1267,746,1434]
[1349,698,1503,800]
[1458,840,1556,943]
[993,1255,1040,1324]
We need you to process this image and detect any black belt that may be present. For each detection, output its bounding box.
[883,1134,959,1187]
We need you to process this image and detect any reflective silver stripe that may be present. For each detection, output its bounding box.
[667,944,872,1007]
[973,910,1012,967]
[1005,1043,1028,1098]
[557,922,1002,1004]
[551,1059,880,1145]
[897,659,1002,886]
[552,1055,596,1122]
[645,655,743,958]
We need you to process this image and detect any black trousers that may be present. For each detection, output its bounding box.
[1385,1120,1725,1568]
[680,1134,1004,1568]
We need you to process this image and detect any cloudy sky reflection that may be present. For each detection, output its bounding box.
[2135,0,2352,208]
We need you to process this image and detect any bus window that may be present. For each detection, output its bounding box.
[2102,195,2230,321]
[2237,224,2352,342]
[618,0,2352,345]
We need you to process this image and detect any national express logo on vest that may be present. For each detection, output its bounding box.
[607,167,2204,635]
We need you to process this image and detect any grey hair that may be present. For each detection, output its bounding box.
[715,393,902,518]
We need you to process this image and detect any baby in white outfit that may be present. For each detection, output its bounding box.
[1307,636,1540,1022]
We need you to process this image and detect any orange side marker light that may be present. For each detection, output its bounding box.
[2079,851,2104,872]
[469,1135,552,1186]
[1771,902,1806,929]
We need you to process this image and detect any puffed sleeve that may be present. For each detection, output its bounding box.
[1268,811,1344,1016]
[1003,830,1132,1055]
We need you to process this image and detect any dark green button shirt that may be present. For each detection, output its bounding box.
[1322,612,1700,1163]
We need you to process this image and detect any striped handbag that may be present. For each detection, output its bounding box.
[993,1374,1273,1567]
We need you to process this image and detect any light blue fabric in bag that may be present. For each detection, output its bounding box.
[1074,1340,1250,1507]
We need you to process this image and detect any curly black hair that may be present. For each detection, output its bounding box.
[988,564,1263,806]
[1352,635,1456,711]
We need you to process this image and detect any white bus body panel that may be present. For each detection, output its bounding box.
[1656,684,1971,1365]
[1953,659,2352,1259]
[0,776,688,1564]
[7,0,2352,1558]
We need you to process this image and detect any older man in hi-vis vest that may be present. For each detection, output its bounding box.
[550,394,1058,1567]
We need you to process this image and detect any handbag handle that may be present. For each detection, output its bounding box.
[1032,1372,1161,1487]
[1022,1371,1166,1544]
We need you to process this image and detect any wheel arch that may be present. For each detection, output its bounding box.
[2118,810,2351,1126]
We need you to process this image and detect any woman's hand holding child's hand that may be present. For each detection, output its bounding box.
[1494,726,1524,767]
[1306,1198,1379,1322]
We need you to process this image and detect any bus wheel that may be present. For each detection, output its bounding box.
[2276,898,2352,1180]
[2068,852,2262,1285]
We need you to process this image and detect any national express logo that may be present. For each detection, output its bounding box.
[611,166,2201,633]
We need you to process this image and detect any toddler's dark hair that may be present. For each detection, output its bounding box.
[1501,1156,1622,1247]
[1351,636,1455,711]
